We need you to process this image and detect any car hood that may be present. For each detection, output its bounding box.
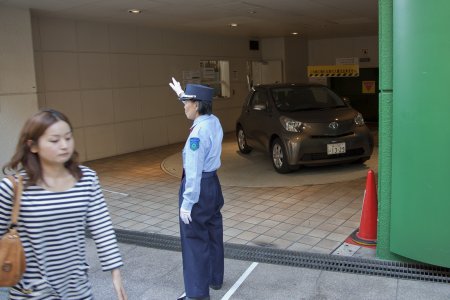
[280,107,357,123]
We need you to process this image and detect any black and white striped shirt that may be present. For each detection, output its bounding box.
[0,166,123,299]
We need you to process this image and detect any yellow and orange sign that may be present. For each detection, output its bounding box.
[362,81,376,94]
[307,64,359,77]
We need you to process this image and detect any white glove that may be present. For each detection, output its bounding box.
[169,77,185,97]
[180,207,192,225]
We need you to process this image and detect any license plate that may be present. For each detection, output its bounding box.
[327,142,346,155]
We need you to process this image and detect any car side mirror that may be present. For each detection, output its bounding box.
[342,97,351,106]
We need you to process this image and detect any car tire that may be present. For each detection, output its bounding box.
[236,126,252,154]
[271,138,292,174]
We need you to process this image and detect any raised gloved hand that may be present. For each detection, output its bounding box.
[180,207,192,225]
[169,77,185,97]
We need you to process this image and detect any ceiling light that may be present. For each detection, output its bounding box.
[128,9,142,14]
[229,23,238,27]
[248,10,256,14]
[291,32,299,35]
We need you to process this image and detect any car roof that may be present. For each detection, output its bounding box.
[254,83,326,89]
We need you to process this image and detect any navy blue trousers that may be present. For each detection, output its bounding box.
[179,171,224,298]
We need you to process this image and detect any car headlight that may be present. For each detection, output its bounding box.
[354,113,365,126]
[280,116,303,132]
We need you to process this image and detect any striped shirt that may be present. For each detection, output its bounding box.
[0,166,123,299]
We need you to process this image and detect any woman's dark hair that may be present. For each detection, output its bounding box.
[3,109,82,186]
[196,100,213,115]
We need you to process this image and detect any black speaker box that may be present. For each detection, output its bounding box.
[249,40,259,50]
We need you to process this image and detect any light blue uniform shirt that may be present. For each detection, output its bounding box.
[182,114,223,211]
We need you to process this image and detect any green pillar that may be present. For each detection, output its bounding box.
[377,0,401,261]
[386,0,450,267]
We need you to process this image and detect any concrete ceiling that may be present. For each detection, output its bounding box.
[0,0,378,39]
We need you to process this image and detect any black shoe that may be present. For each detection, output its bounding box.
[209,284,222,290]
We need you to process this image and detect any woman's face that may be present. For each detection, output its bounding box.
[183,100,199,120]
[30,120,75,166]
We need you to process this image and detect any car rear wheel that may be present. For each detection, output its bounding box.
[271,138,292,173]
[237,127,252,154]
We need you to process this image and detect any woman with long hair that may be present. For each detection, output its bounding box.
[0,109,127,299]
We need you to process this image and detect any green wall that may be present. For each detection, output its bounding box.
[378,0,450,266]
[377,0,399,261]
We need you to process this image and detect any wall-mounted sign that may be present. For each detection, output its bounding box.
[336,57,359,65]
[307,64,359,77]
[182,70,201,85]
[362,80,376,94]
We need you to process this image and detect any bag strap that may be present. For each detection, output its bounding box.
[6,175,23,229]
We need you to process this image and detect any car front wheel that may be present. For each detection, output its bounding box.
[237,127,252,154]
[271,138,292,173]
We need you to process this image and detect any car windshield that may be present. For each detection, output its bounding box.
[271,86,346,112]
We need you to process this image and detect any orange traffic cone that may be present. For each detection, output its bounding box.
[351,169,378,246]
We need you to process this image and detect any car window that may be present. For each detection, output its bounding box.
[271,86,346,112]
[249,90,268,111]
[310,87,345,107]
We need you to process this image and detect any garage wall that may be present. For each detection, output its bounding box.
[32,16,260,162]
[0,6,38,170]
[308,36,379,68]
[260,37,309,83]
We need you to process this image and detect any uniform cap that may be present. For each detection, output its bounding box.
[180,84,214,102]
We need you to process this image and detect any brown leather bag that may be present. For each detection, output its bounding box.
[0,175,26,287]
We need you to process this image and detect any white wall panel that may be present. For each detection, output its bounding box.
[77,21,109,52]
[37,93,46,108]
[35,15,260,161]
[84,124,116,160]
[42,52,79,91]
[82,89,114,126]
[45,91,83,127]
[31,15,41,51]
[138,55,168,86]
[39,17,76,51]
[33,52,45,93]
[73,128,86,162]
[137,28,164,54]
[109,24,137,53]
[115,121,143,154]
[166,115,191,144]
[0,94,38,168]
[142,118,168,149]
[79,53,111,89]
[0,9,36,95]
[111,54,139,88]
[165,56,200,83]
[140,86,169,119]
[113,88,141,122]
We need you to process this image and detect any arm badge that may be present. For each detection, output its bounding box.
[189,137,200,151]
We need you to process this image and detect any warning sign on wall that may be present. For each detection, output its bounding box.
[307,64,359,77]
[362,81,376,94]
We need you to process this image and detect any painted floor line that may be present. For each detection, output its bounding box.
[102,189,128,196]
[221,262,259,300]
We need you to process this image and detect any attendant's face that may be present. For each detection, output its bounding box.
[183,100,199,120]
[29,120,75,166]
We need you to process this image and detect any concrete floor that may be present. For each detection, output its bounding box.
[86,129,378,257]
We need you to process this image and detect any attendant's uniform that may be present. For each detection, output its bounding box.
[179,114,224,298]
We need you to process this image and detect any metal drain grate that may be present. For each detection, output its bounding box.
[109,229,450,283]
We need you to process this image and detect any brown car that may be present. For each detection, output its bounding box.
[236,83,374,173]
